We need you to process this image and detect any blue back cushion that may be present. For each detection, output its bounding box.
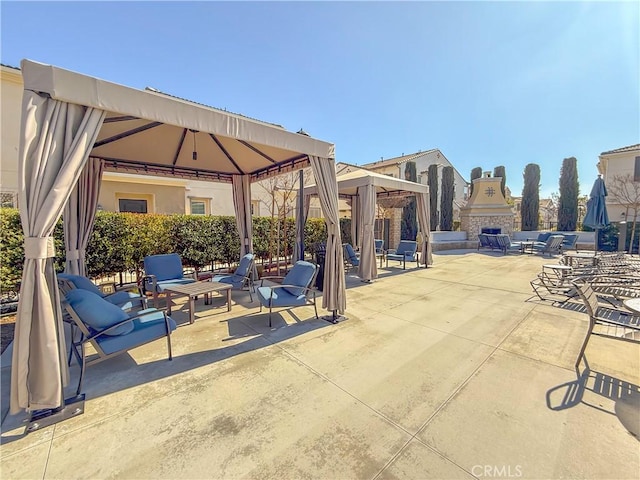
[374,239,384,253]
[58,273,103,297]
[282,261,317,296]
[235,253,254,277]
[537,232,552,243]
[344,243,358,261]
[144,254,184,282]
[66,289,133,336]
[397,241,417,256]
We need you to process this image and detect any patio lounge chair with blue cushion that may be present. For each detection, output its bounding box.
[143,253,197,307]
[560,233,579,253]
[343,243,360,269]
[256,260,319,327]
[386,240,419,269]
[58,273,147,311]
[477,233,493,251]
[63,289,177,394]
[211,253,255,301]
[531,234,565,257]
[495,234,523,255]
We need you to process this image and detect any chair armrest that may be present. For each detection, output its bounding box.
[142,274,157,294]
[387,249,397,255]
[264,284,317,298]
[260,276,286,286]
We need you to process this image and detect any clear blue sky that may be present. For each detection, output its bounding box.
[2,1,638,198]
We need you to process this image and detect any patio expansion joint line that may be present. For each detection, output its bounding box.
[371,303,537,480]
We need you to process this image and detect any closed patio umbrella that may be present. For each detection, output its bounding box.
[583,175,609,251]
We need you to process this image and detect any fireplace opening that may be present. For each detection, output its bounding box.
[481,227,501,235]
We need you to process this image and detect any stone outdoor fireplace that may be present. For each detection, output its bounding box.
[460,174,514,241]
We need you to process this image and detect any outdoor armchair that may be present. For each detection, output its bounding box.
[386,240,419,269]
[143,253,197,308]
[560,234,579,253]
[58,273,147,311]
[374,239,384,254]
[63,288,177,395]
[211,253,255,301]
[343,243,360,269]
[256,260,319,327]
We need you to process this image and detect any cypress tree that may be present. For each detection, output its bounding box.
[428,164,439,230]
[470,167,482,196]
[493,165,506,198]
[521,163,540,231]
[557,157,579,231]
[401,161,417,239]
[440,166,455,231]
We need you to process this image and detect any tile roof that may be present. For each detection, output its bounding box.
[600,144,640,155]
[0,63,20,70]
[360,149,439,169]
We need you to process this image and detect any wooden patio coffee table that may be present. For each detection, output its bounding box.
[164,281,232,324]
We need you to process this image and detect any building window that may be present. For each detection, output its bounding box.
[190,199,206,215]
[309,207,322,218]
[251,200,260,216]
[0,192,18,208]
[635,156,640,182]
[118,198,148,213]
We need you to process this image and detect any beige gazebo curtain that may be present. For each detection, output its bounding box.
[357,184,378,281]
[350,194,359,249]
[232,174,253,257]
[63,157,104,276]
[309,156,346,315]
[293,193,311,263]
[416,192,433,266]
[11,92,106,413]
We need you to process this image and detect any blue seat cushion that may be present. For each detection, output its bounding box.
[154,278,197,293]
[94,309,177,356]
[211,274,244,288]
[58,273,103,297]
[104,290,144,309]
[144,254,185,282]
[256,286,309,308]
[66,289,133,336]
[281,261,317,296]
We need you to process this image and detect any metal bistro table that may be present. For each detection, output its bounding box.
[164,281,232,324]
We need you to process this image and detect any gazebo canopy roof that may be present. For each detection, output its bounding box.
[21,59,335,183]
[304,168,428,198]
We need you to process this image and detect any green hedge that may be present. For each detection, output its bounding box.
[0,208,344,295]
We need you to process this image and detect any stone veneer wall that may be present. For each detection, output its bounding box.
[461,215,514,241]
[388,209,403,248]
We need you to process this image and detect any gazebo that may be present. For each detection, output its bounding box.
[12,59,346,427]
[303,168,432,282]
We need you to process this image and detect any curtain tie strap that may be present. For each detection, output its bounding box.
[66,249,82,261]
[24,237,56,259]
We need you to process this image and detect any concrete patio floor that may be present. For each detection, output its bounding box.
[1,250,638,479]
